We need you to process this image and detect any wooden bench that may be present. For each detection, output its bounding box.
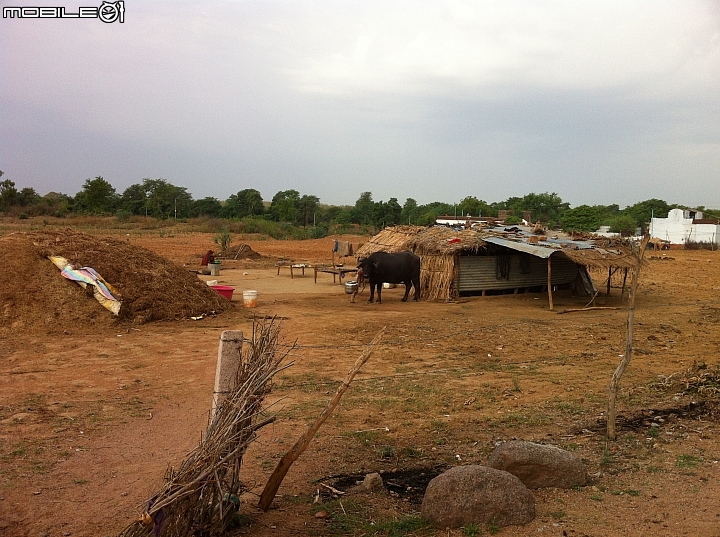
[275,262,312,278]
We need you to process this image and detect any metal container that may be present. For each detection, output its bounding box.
[345,280,359,294]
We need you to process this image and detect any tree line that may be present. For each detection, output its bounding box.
[0,170,716,235]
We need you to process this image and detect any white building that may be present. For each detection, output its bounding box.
[650,208,720,246]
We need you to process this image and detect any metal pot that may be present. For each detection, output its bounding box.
[345,280,359,294]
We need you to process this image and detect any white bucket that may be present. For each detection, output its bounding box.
[242,290,258,308]
[209,262,221,276]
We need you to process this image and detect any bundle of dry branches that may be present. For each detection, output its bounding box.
[118,318,293,537]
[653,361,720,396]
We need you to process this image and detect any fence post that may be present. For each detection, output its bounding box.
[210,330,243,424]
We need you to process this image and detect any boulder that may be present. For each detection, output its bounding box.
[421,465,535,529]
[487,440,586,489]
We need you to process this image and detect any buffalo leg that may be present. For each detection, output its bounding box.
[401,281,411,302]
[376,284,382,303]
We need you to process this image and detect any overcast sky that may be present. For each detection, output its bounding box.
[1,0,719,209]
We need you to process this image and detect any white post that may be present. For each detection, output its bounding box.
[210,330,243,423]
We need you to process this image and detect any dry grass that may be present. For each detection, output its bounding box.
[354,226,425,260]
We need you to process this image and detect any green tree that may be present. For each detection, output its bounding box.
[458,196,494,218]
[0,172,18,210]
[142,178,192,218]
[119,183,148,215]
[352,192,375,225]
[17,187,41,207]
[624,199,672,232]
[190,197,222,217]
[401,198,419,225]
[609,214,638,235]
[223,189,264,219]
[74,176,118,214]
[517,192,569,223]
[373,197,402,228]
[416,201,453,225]
[270,190,300,222]
[298,194,320,227]
[560,205,602,232]
[43,192,73,216]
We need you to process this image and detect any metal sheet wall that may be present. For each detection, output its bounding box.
[457,255,579,292]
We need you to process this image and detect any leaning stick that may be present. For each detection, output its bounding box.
[607,236,650,441]
[258,326,386,511]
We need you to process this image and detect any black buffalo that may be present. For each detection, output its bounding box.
[356,251,421,303]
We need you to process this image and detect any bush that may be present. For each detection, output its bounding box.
[213,229,232,251]
[115,209,132,222]
[18,213,28,220]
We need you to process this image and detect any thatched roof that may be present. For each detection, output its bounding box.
[355,225,425,260]
[404,226,487,256]
[560,246,639,269]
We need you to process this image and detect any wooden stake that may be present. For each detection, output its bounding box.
[258,326,386,511]
[210,330,243,424]
[607,237,649,441]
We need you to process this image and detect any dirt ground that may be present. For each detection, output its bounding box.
[2,226,720,537]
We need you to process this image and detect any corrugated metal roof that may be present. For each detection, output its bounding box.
[483,236,571,259]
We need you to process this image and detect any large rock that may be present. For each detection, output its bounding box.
[421,465,535,529]
[487,440,587,489]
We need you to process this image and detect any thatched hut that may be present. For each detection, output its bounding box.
[359,225,641,308]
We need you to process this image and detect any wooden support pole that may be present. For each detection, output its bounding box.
[547,257,553,311]
[621,268,628,302]
[210,330,243,424]
[258,326,386,511]
[606,267,612,296]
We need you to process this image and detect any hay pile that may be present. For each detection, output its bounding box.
[0,230,230,334]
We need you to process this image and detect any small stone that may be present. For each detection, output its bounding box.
[359,472,385,492]
[314,510,329,519]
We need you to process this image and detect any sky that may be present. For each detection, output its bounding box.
[1,0,719,209]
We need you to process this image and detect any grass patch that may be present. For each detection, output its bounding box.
[676,454,702,469]
[325,498,432,536]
